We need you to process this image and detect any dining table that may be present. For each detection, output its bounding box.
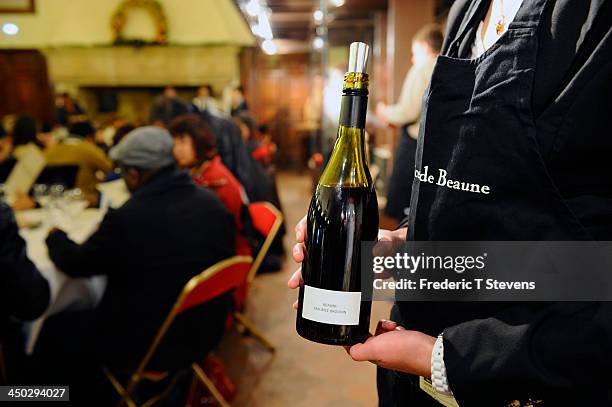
[16,207,108,353]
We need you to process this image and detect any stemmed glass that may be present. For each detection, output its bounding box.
[46,184,66,228]
[63,188,87,219]
[33,184,50,208]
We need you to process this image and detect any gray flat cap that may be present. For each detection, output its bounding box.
[109,126,175,170]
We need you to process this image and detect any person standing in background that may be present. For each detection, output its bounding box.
[291,0,612,405]
[376,24,443,222]
[55,93,85,127]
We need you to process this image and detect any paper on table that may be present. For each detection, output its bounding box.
[4,143,46,203]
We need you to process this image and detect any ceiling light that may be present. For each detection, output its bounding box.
[313,10,324,24]
[256,12,273,40]
[312,36,325,50]
[330,0,345,7]
[261,39,278,55]
[245,0,261,17]
[2,22,19,36]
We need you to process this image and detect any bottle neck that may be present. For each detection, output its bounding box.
[318,73,370,188]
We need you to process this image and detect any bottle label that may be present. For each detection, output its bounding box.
[302,285,361,325]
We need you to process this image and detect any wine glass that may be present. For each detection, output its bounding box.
[64,188,87,219]
[47,183,66,228]
[49,184,65,201]
[33,184,50,208]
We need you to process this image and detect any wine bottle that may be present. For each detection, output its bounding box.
[296,42,379,346]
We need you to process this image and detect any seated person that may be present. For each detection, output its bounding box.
[0,124,16,183]
[33,126,236,403]
[11,116,42,160]
[148,86,192,128]
[169,114,251,257]
[252,124,277,168]
[44,121,112,206]
[0,200,50,383]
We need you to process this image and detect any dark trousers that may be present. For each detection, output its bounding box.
[377,304,439,407]
[377,367,440,407]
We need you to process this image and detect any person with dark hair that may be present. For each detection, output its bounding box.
[231,113,278,200]
[235,114,276,167]
[68,121,95,140]
[111,123,135,147]
[197,107,262,202]
[11,116,40,159]
[193,84,221,116]
[55,93,85,126]
[34,127,235,404]
[36,123,57,149]
[44,120,112,205]
[376,24,443,222]
[169,114,251,257]
[149,86,192,127]
[232,113,285,264]
[234,112,257,143]
[230,85,248,117]
[252,124,277,168]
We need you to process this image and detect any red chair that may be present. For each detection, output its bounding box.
[233,202,283,352]
[105,256,253,407]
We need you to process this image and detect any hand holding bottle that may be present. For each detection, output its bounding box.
[288,217,435,377]
[289,215,408,309]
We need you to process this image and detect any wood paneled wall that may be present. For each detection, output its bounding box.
[0,50,55,126]
[240,49,312,169]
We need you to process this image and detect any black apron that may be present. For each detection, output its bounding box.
[380,0,593,405]
[408,0,591,242]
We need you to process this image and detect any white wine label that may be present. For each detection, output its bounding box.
[302,285,361,325]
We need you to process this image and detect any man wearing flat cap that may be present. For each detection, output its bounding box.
[33,126,236,404]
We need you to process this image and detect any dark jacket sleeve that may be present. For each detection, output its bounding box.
[443,302,612,404]
[46,208,122,278]
[0,202,50,320]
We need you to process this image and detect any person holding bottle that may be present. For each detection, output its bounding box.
[290,0,612,405]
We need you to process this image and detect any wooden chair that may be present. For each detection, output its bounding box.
[233,202,283,352]
[105,256,253,407]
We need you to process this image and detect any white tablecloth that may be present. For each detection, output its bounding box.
[17,208,108,353]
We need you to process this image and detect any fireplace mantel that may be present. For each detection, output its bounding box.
[43,45,241,86]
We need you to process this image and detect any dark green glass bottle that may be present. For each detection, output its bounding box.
[296,42,379,346]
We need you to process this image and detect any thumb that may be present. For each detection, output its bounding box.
[349,340,381,363]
